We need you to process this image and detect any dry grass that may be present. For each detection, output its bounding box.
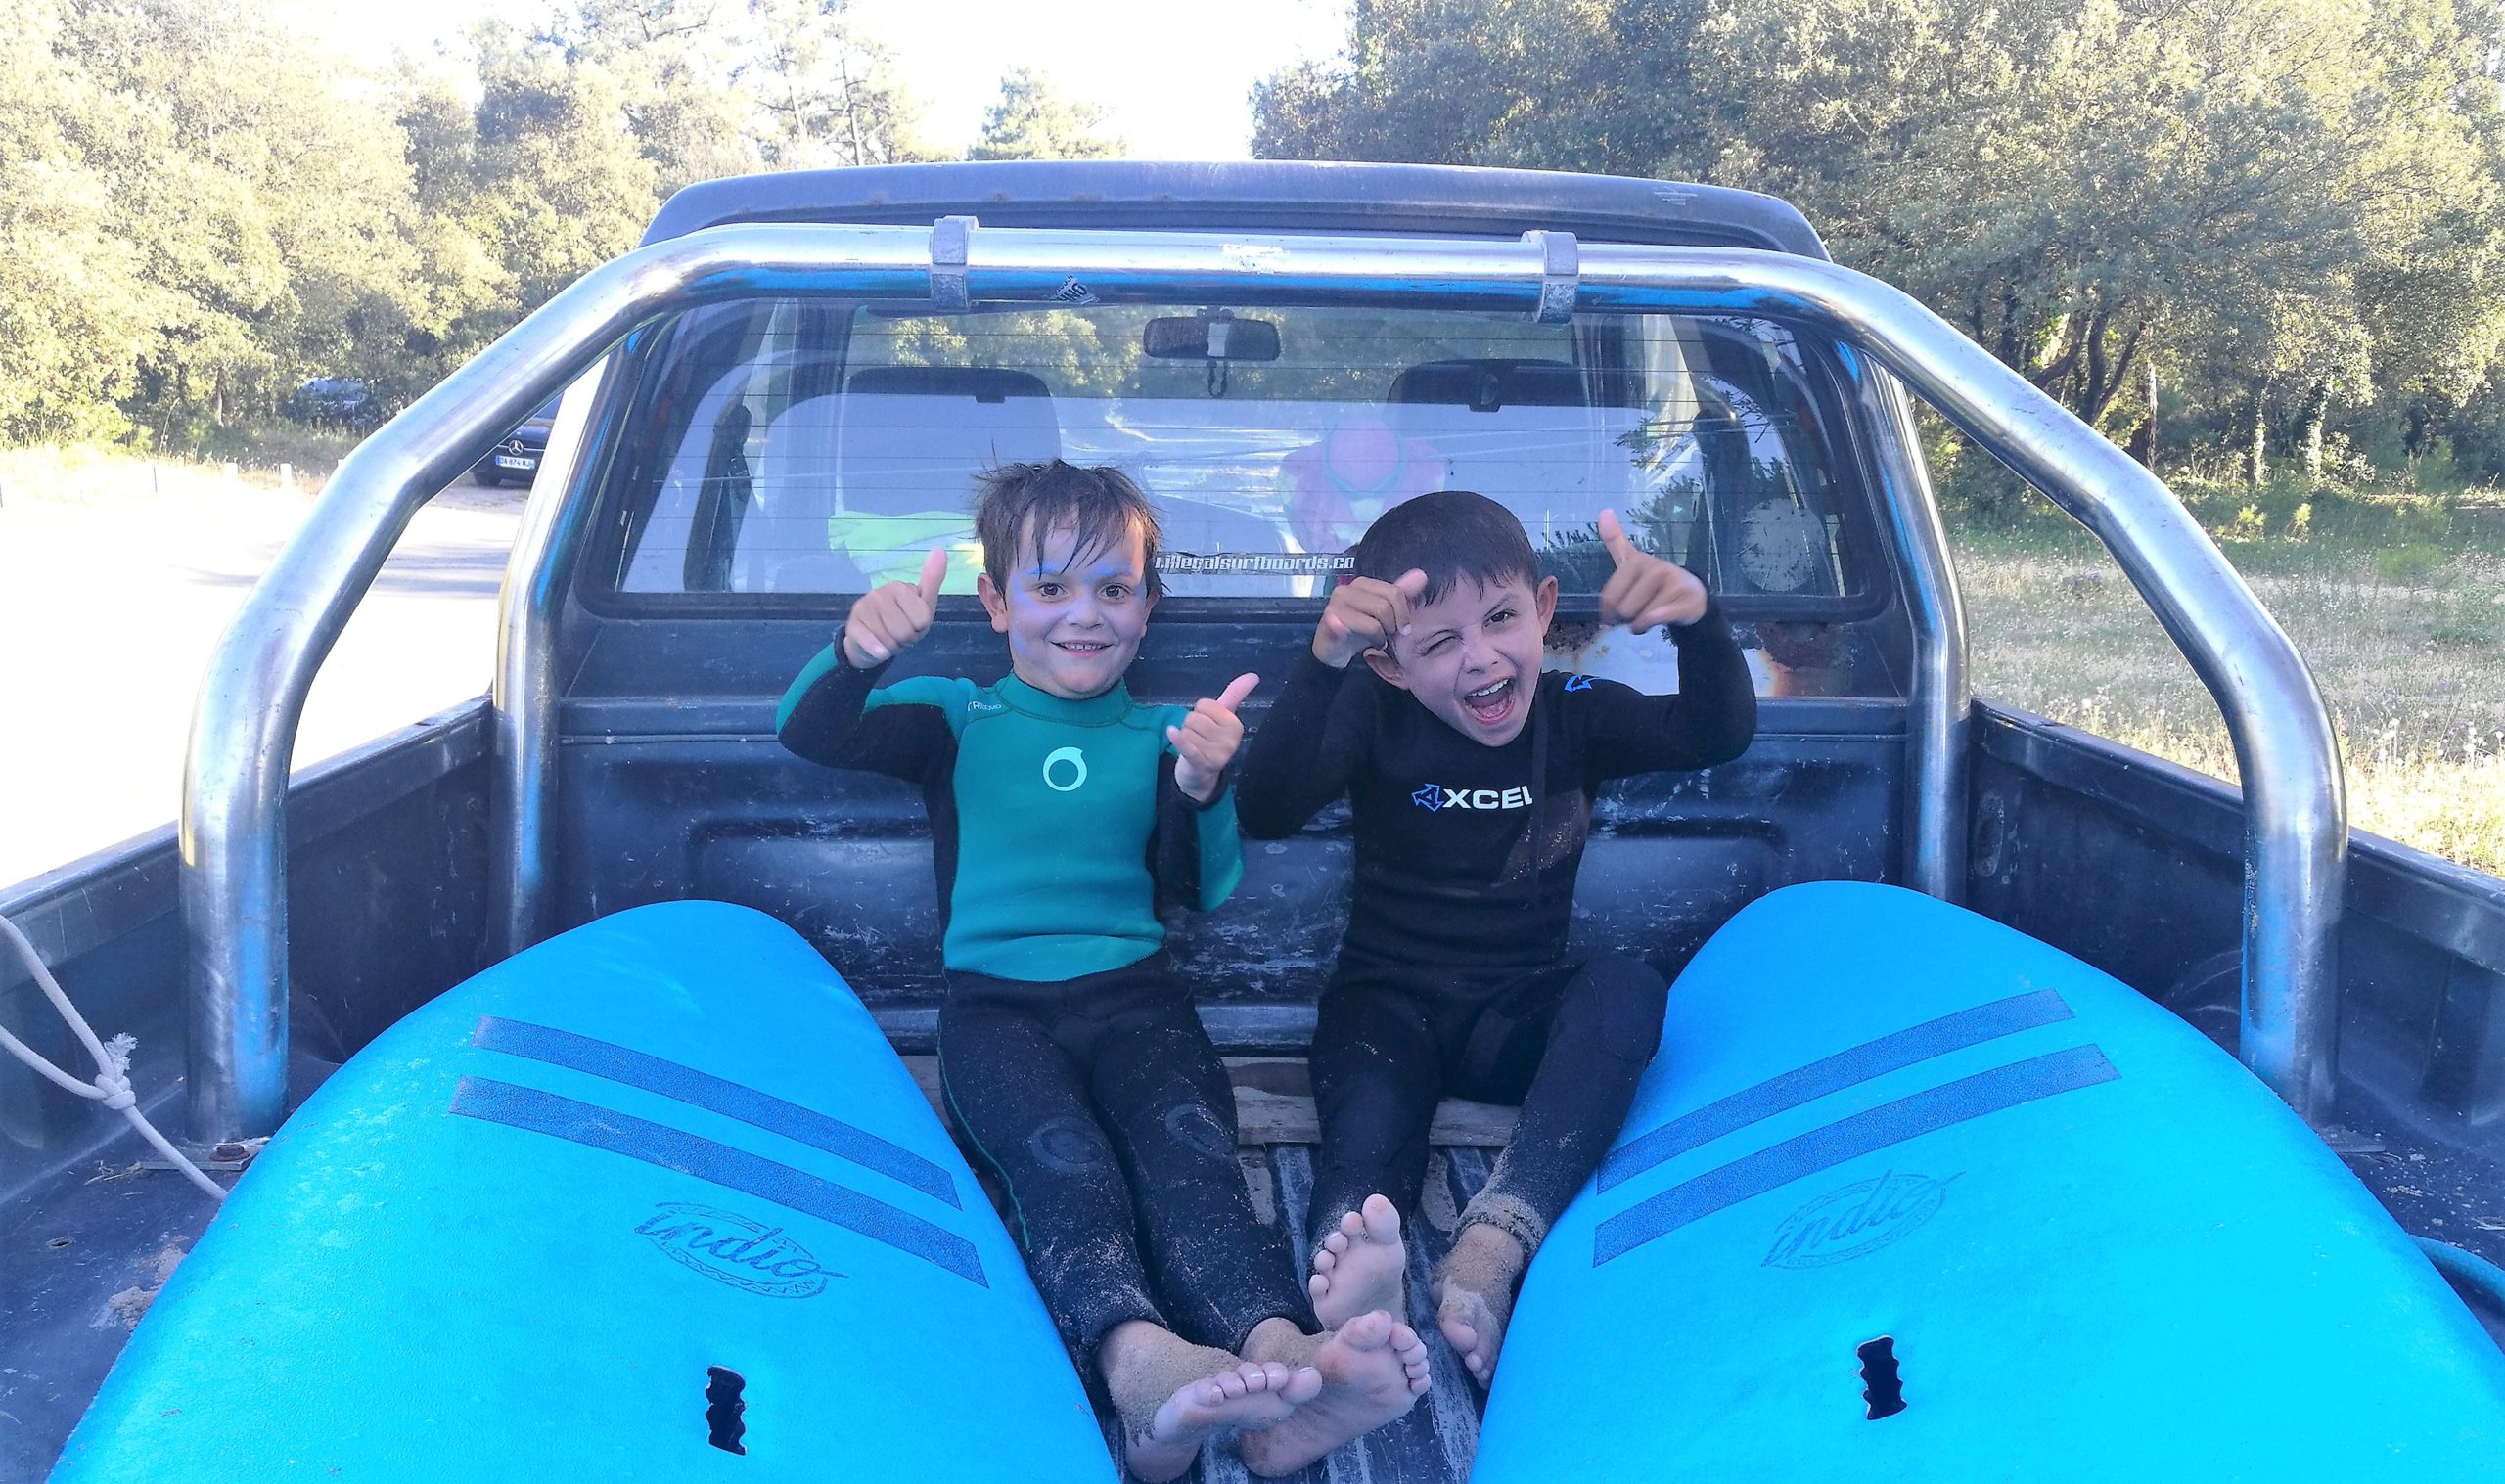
[0,445,311,508]
[1954,525,2505,876]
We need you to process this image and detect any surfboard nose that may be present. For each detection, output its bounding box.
[52,901,1116,1482]
[1477,881,2505,1481]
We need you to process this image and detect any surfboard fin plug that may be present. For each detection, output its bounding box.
[1856,1336,1905,1420]
[706,1365,748,1454]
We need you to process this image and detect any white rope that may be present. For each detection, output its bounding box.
[0,912,228,1202]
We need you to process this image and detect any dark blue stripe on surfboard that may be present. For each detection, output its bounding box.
[1594,1043,2118,1266]
[449,1076,987,1286]
[471,1016,959,1209]
[1599,990,2076,1192]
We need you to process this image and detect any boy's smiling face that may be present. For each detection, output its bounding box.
[977,518,1156,700]
[1365,570,1558,746]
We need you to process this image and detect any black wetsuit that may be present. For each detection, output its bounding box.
[778,644,1313,1368]
[1236,606,1755,1251]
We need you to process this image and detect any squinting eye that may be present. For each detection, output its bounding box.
[1420,637,1450,655]
[1489,608,1516,625]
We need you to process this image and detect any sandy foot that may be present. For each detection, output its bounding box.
[1308,1192,1409,1328]
[1237,1310,1432,1475]
[1101,1323,1323,1482]
[1433,1222,1528,1387]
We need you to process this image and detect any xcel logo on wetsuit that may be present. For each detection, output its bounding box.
[1412,784,1533,812]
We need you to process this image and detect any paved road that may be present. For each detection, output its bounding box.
[0,478,523,887]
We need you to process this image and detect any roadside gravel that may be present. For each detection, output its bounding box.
[0,472,523,887]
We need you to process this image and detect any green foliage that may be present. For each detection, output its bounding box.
[2376,543,2451,585]
[968,68,1123,161]
[0,0,152,443]
[1255,0,2505,486]
[744,0,929,169]
[0,0,931,456]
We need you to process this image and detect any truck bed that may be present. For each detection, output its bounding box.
[10,1049,2504,1482]
[0,1101,1499,1483]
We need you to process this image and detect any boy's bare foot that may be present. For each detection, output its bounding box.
[1099,1321,1323,1482]
[1308,1192,1408,1328]
[1237,1310,1432,1475]
[1434,1222,1528,1386]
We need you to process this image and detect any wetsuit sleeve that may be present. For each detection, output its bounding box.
[1152,749,1245,913]
[773,635,967,782]
[1235,648,1374,839]
[1575,598,1759,782]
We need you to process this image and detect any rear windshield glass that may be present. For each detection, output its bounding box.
[601,300,1873,607]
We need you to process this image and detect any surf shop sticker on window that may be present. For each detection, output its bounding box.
[1761,1171,1960,1270]
[637,1201,841,1297]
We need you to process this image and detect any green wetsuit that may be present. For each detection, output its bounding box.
[775,640,1307,1361]
[774,641,1242,981]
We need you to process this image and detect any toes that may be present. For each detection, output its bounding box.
[1359,1192,1401,1242]
[1339,1208,1368,1239]
[1307,1272,1331,1302]
[1389,1324,1428,1368]
[1213,1369,1248,1401]
[1284,1365,1324,1405]
[1314,1242,1340,1275]
[1340,1309,1393,1347]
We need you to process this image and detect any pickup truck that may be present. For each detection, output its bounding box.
[6,160,2503,1481]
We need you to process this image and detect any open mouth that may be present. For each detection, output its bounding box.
[1054,639,1115,655]
[1462,676,1516,726]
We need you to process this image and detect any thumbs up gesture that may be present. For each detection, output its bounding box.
[843,547,949,668]
[1169,673,1260,803]
[1595,510,1708,632]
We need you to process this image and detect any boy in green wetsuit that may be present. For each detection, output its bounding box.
[776,462,1427,1482]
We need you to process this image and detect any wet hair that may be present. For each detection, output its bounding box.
[973,460,1164,598]
[1350,490,1537,604]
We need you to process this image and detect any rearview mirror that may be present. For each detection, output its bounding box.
[1143,314,1282,362]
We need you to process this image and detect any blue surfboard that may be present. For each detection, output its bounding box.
[54,901,1113,1481]
[1475,881,2505,1480]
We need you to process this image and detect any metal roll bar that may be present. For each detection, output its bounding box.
[184,222,2343,1145]
[1853,367,1971,901]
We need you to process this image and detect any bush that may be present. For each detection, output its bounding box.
[1933,450,2064,531]
[2373,543,2448,585]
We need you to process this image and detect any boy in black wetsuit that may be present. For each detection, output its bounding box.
[1236,490,1755,1387]
[776,462,1427,1481]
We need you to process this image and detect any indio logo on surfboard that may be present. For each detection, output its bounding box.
[1762,1171,1960,1269]
[636,1201,840,1297]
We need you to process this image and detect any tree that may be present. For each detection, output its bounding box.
[470,22,662,311]
[743,0,927,168]
[47,0,430,435]
[1254,0,2505,478]
[0,0,155,441]
[968,68,1123,160]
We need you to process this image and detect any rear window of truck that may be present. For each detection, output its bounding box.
[600,299,1877,609]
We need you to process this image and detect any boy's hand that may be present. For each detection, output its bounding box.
[1169,673,1260,803]
[1596,510,1708,631]
[843,547,947,667]
[1314,568,1430,668]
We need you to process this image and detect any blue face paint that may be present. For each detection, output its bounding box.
[982,522,1157,700]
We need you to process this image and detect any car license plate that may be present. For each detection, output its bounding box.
[494,455,534,471]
